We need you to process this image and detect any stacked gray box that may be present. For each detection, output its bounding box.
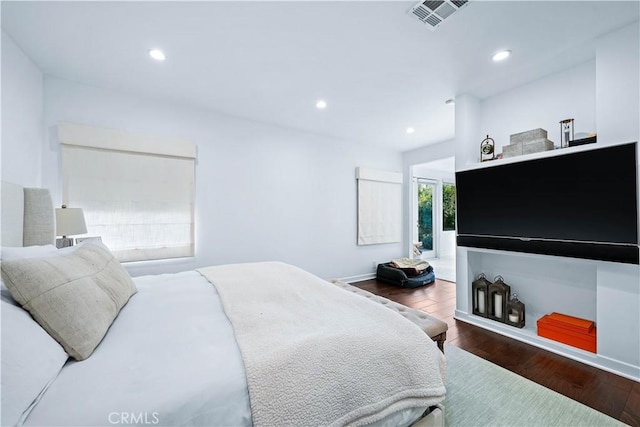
[502,128,555,158]
[510,128,547,144]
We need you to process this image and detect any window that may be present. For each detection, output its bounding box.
[442,182,456,231]
[356,167,402,245]
[59,122,195,262]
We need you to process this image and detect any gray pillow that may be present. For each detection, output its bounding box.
[1,241,137,360]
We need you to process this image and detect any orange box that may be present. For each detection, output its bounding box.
[537,313,597,353]
[544,312,594,333]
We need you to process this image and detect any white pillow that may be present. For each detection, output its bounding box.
[2,241,138,360]
[1,245,59,305]
[1,299,68,426]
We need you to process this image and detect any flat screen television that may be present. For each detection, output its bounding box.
[456,142,639,264]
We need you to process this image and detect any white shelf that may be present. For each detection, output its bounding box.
[454,311,598,364]
[456,140,634,172]
[456,246,640,381]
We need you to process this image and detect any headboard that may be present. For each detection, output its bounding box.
[1,181,55,247]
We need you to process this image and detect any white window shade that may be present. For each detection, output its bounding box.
[357,167,403,245]
[60,123,195,262]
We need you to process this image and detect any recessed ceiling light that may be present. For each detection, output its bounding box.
[492,50,511,62]
[406,127,415,134]
[316,100,327,109]
[445,98,455,105]
[148,49,166,61]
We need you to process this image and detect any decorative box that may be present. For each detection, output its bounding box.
[502,138,554,158]
[502,128,555,158]
[502,143,523,158]
[537,312,596,353]
[510,128,547,145]
[523,138,554,154]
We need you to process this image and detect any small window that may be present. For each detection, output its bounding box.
[443,182,456,231]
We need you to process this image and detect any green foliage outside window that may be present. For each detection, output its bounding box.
[418,184,433,250]
[443,183,456,231]
[418,182,456,251]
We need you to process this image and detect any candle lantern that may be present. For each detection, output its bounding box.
[472,273,492,317]
[559,118,574,148]
[488,275,511,323]
[506,293,526,328]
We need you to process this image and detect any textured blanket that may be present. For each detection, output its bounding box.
[198,262,446,427]
[391,258,431,275]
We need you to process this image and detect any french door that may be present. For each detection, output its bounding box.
[413,178,437,259]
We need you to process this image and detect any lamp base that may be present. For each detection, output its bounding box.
[56,237,74,249]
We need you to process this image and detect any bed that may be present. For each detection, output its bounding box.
[1,182,446,427]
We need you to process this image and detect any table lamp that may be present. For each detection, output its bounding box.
[55,205,87,248]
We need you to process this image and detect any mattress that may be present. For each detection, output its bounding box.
[22,270,434,427]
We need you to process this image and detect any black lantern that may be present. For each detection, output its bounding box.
[505,293,526,328]
[488,275,511,323]
[472,273,491,317]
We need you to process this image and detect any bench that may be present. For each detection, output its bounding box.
[331,280,448,352]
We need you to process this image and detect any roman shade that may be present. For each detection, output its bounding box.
[356,167,402,245]
[59,122,195,262]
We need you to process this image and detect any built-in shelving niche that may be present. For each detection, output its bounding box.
[466,248,597,340]
[457,245,640,380]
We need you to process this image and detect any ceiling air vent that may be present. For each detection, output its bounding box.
[409,0,469,30]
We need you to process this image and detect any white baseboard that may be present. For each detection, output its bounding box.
[337,272,376,284]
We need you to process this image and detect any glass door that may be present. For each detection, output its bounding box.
[413,178,437,259]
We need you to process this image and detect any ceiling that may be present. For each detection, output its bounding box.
[2,1,639,151]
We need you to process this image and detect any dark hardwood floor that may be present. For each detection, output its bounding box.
[354,278,640,426]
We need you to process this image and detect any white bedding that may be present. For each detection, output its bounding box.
[22,271,252,427]
[21,268,441,427]
[199,262,446,427]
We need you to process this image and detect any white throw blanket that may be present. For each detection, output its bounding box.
[198,262,446,427]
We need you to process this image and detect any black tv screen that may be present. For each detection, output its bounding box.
[456,142,639,264]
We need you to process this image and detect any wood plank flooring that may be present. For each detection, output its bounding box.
[354,278,640,426]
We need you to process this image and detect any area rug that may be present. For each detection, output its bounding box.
[444,344,624,426]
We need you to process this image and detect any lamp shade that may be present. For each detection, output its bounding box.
[55,206,87,237]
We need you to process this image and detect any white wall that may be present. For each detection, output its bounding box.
[595,21,640,247]
[596,21,640,147]
[401,139,455,257]
[480,60,596,155]
[412,165,454,182]
[454,95,481,170]
[41,77,404,279]
[1,31,43,186]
